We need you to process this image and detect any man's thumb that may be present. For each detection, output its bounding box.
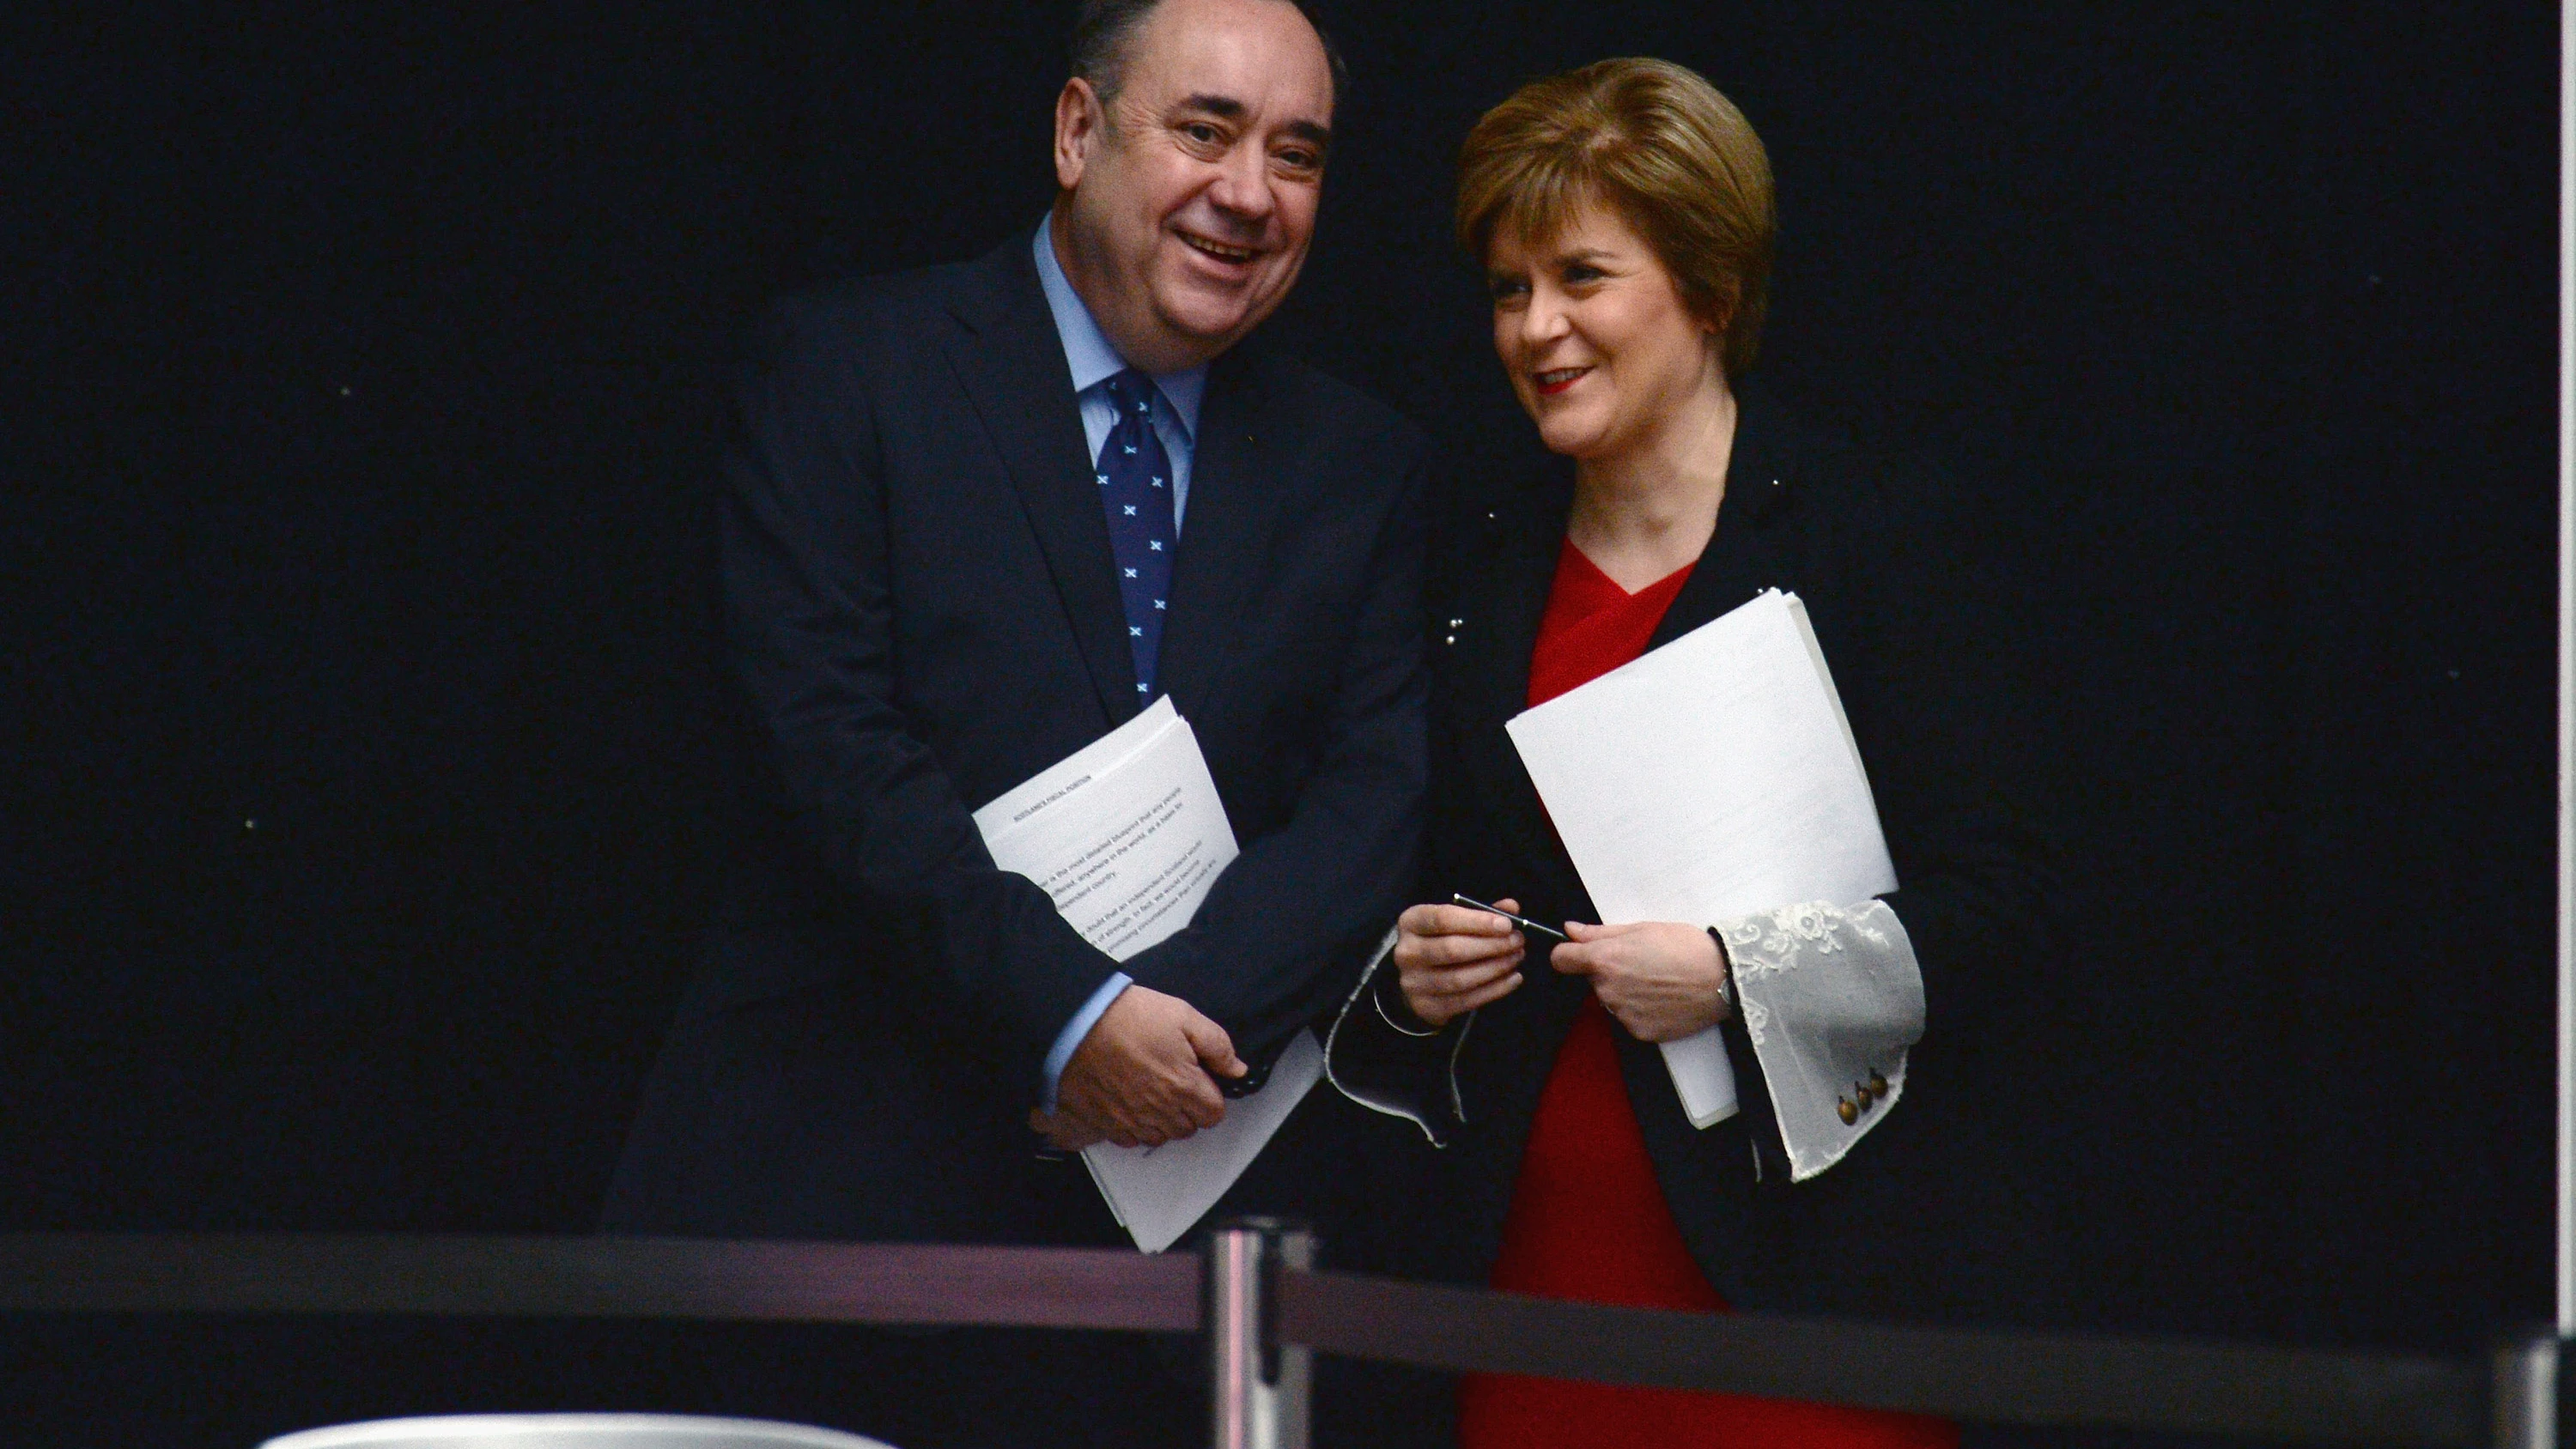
[1182,1011,1247,1077]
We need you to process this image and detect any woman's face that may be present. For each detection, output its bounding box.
[1486,202,1721,462]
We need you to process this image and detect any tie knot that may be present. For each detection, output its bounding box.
[1103,369,1157,420]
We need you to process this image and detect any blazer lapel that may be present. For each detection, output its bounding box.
[1645,385,1806,651]
[1151,347,1287,722]
[940,235,1139,727]
[1458,470,1565,735]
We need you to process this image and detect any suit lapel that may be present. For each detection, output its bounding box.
[940,235,1139,727]
[1646,501,1793,650]
[1451,467,1588,907]
[1152,348,1286,723]
[1646,384,1805,651]
[1459,470,1564,735]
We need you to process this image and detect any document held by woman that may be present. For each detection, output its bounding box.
[1504,590,1901,1131]
[973,697,1322,1251]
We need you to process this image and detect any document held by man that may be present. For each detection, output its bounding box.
[972,696,1321,1252]
[1504,590,1898,1129]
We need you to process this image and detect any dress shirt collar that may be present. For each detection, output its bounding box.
[1033,215,1206,440]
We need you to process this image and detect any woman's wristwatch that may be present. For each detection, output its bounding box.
[1705,925,1736,1012]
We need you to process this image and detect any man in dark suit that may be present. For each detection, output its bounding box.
[602,0,1425,1440]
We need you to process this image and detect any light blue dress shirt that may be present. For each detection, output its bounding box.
[1032,215,1210,1110]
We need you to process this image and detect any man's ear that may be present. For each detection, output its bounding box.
[1054,77,1105,191]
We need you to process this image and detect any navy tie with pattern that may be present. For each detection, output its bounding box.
[1096,369,1178,702]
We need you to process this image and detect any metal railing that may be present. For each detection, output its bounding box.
[0,1225,2561,1448]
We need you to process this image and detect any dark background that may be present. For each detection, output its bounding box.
[7,1,2558,1442]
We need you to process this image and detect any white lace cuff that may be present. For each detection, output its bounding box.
[1722,898,1926,1181]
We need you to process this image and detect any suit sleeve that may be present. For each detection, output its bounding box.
[718,300,1122,1091]
[1117,438,1433,1068]
[1693,451,2056,1186]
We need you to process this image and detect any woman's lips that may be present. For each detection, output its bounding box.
[1533,366,1590,397]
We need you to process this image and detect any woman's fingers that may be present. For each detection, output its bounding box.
[1394,900,1541,1022]
[1445,970,1524,1015]
[1405,950,1527,1026]
[1411,949,1523,1000]
[1400,901,1523,937]
[1395,926,1524,972]
[1395,902,1449,936]
[1561,919,1650,943]
[1440,905,1522,937]
[1552,925,1677,975]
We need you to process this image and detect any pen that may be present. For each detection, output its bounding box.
[1450,893,1569,943]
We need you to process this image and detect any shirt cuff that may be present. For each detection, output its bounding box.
[1717,899,1925,1180]
[1042,972,1133,1113]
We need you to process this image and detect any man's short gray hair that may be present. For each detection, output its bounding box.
[1070,0,1348,109]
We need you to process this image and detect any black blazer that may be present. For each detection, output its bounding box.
[1401,388,2056,1323]
[618,231,1429,1240]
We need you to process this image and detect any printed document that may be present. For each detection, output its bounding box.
[973,697,1318,1251]
[1504,590,1897,1128]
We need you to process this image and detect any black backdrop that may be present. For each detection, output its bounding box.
[8,1,2559,1441]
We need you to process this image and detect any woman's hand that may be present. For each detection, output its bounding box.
[1552,920,1731,1042]
[1393,899,1528,1027]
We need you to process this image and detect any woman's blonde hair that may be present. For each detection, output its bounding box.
[1455,58,1777,380]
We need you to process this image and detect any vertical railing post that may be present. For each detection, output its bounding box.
[1206,1216,1313,1449]
[2495,1331,2563,1449]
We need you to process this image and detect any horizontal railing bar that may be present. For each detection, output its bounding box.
[1277,1270,2487,1447]
[0,1234,1201,1335]
[0,1234,2501,1445]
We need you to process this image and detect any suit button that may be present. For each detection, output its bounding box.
[1867,1070,1889,1099]
[1837,1097,1858,1125]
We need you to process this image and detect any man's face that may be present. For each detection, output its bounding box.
[1052,0,1334,373]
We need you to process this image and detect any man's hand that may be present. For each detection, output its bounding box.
[1552,920,1732,1043]
[1028,1107,1106,1152]
[1052,985,1247,1149]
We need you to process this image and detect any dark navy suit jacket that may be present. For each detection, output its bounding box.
[606,232,1428,1242]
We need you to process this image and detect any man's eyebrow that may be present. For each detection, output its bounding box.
[1281,119,1333,150]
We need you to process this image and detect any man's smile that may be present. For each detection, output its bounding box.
[1175,227,1261,265]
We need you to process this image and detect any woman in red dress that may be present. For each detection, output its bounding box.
[1330,58,2049,1447]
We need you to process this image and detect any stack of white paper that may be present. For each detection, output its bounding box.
[1504,590,1897,1128]
[973,698,1320,1252]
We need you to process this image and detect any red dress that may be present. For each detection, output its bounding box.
[1455,540,1956,1449]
